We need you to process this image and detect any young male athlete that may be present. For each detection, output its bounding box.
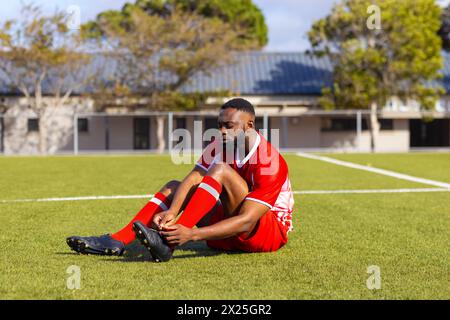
[67,98,294,262]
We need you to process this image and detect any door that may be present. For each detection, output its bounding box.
[134,118,150,150]
[410,119,450,147]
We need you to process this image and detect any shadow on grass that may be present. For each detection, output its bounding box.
[55,240,245,263]
[55,252,81,256]
[100,240,244,263]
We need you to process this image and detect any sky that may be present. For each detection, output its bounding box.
[1,0,450,52]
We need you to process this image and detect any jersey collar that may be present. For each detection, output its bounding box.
[235,132,261,168]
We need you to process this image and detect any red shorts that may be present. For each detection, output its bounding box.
[206,205,289,253]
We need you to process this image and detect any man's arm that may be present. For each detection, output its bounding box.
[155,166,205,228]
[161,200,269,245]
[169,166,206,214]
[192,200,268,240]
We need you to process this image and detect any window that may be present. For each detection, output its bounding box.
[77,118,89,133]
[175,117,186,129]
[321,118,367,131]
[255,117,264,131]
[133,118,150,150]
[27,118,39,132]
[321,118,393,131]
[410,119,450,147]
[379,119,394,130]
[204,117,217,131]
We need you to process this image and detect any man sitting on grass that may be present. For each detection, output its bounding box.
[67,98,294,262]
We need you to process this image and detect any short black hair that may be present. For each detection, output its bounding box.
[220,98,255,116]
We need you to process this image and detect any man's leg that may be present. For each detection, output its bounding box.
[176,162,249,228]
[111,180,179,245]
[133,163,287,259]
[132,163,250,261]
[66,179,196,255]
[184,164,287,253]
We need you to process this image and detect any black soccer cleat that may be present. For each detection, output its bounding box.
[132,221,173,262]
[66,234,125,256]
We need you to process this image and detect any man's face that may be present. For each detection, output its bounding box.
[217,108,254,145]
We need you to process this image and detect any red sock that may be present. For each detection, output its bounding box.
[176,176,222,228]
[111,192,170,244]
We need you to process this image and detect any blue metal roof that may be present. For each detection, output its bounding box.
[184,51,450,95]
[441,52,450,93]
[2,51,450,96]
[182,52,333,95]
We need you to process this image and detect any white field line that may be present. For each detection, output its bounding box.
[296,152,450,189]
[0,194,153,204]
[1,188,450,204]
[294,188,450,195]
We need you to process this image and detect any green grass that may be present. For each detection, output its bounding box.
[0,153,449,299]
[325,152,450,183]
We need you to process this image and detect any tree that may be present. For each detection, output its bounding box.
[0,4,94,154]
[83,1,265,152]
[308,0,444,151]
[85,0,267,50]
[134,0,268,49]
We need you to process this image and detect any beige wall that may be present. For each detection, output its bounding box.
[150,117,157,150]
[1,93,449,154]
[320,119,409,151]
[0,101,436,153]
[380,119,410,152]
[266,116,410,151]
[2,97,91,154]
[109,117,134,150]
[73,116,160,151]
[270,116,321,149]
[78,117,107,150]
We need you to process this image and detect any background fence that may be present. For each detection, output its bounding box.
[1,109,450,155]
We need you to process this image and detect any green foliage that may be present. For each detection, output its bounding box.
[82,10,127,39]
[136,0,268,48]
[83,0,267,49]
[309,0,444,111]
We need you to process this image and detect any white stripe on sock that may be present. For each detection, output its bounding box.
[150,197,169,211]
[198,182,220,200]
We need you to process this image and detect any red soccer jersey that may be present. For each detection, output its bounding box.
[196,132,294,233]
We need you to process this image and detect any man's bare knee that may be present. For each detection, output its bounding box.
[160,180,180,197]
[165,180,180,190]
[208,163,248,215]
[207,163,232,183]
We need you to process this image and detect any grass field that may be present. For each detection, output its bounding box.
[0,153,449,299]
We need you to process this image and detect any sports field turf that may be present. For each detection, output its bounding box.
[0,153,449,299]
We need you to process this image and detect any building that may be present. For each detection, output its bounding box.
[1,52,450,154]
